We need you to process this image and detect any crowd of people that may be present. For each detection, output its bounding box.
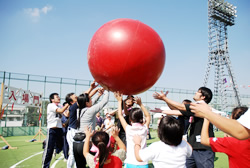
[42,81,250,168]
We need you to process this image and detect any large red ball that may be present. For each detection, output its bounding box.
[88,18,165,95]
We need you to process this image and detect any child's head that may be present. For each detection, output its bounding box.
[231,106,248,120]
[92,131,110,168]
[129,108,143,124]
[158,116,184,146]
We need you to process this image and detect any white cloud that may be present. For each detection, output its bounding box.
[41,5,53,14]
[24,5,53,22]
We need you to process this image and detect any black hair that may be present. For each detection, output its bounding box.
[182,99,192,104]
[76,93,89,128]
[65,92,75,105]
[129,108,143,124]
[125,95,135,106]
[158,116,184,146]
[49,93,58,103]
[199,87,213,104]
[63,102,67,106]
[231,106,248,120]
[92,131,110,168]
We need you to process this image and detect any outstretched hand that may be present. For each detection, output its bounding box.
[150,108,163,113]
[114,91,123,102]
[190,101,212,118]
[134,97,142,106]
[98,88,104,96]
[85,126,94,138]
[111,126,120,138]
[153,91,168,100]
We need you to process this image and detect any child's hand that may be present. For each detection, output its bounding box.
[85,126,94,138]
[111,126,120,138]
[134,97,142,106]
[114,92,123,102]
[153,91,168,100]
[133,135,142,145]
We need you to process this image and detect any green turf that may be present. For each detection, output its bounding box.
[0,131,229,168]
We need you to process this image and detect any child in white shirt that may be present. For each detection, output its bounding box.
[134,116,192,168]
[114,92,150,168]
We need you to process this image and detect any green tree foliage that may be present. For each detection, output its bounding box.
[25,100,49,126]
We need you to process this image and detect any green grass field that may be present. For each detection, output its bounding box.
[0,131,228,168]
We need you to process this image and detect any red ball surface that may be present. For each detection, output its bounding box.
[88,18,165,95]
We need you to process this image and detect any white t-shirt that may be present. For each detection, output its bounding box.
[104,119,114,129]
[139,140,192,168]
[125,124,148,165]
[47,103,62,128]
[237,110,250,129]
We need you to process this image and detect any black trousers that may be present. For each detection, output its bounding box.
[42,128,63,168]
[73,141,86,168]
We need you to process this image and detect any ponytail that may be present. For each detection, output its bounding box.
[92,132,110,168]
[76,93,89,129]
[97,142,109,168]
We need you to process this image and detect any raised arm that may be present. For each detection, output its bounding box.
[201,118,211,146]
[111,126,126,150]
[89,88,99,98]
[109,109,118,116]
[83,127,94,158]
[56,103,69,113]
[91,88,104,105]
[114,92,128,132]
[150,108,183,116]
[190,102,250,140]
[84,80,98,95]
[134,97,151,128]
[86,90,109,116]
[153,91,186,111]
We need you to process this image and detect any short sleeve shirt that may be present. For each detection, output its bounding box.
[47,103,62,128]
[139,140,192,168]
[210,137,250,168]
[125,124,148,165]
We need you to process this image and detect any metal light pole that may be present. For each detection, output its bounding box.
[204,0,241,111]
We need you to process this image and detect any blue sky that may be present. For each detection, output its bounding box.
[0,0,250,95]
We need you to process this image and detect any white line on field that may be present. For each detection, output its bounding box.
[10,151,44,168]
[51,155,64,168]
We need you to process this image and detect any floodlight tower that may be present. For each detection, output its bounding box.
[204,0,241,110]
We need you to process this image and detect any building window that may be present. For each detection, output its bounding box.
[9,118,14,121]
[16,117,22,121]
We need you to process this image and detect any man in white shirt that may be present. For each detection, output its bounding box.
[42,93,69,168]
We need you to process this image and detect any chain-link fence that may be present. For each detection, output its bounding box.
[1,71,250,136]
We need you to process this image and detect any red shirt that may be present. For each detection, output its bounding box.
[95,154,123,168]
[210,137,250,168]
